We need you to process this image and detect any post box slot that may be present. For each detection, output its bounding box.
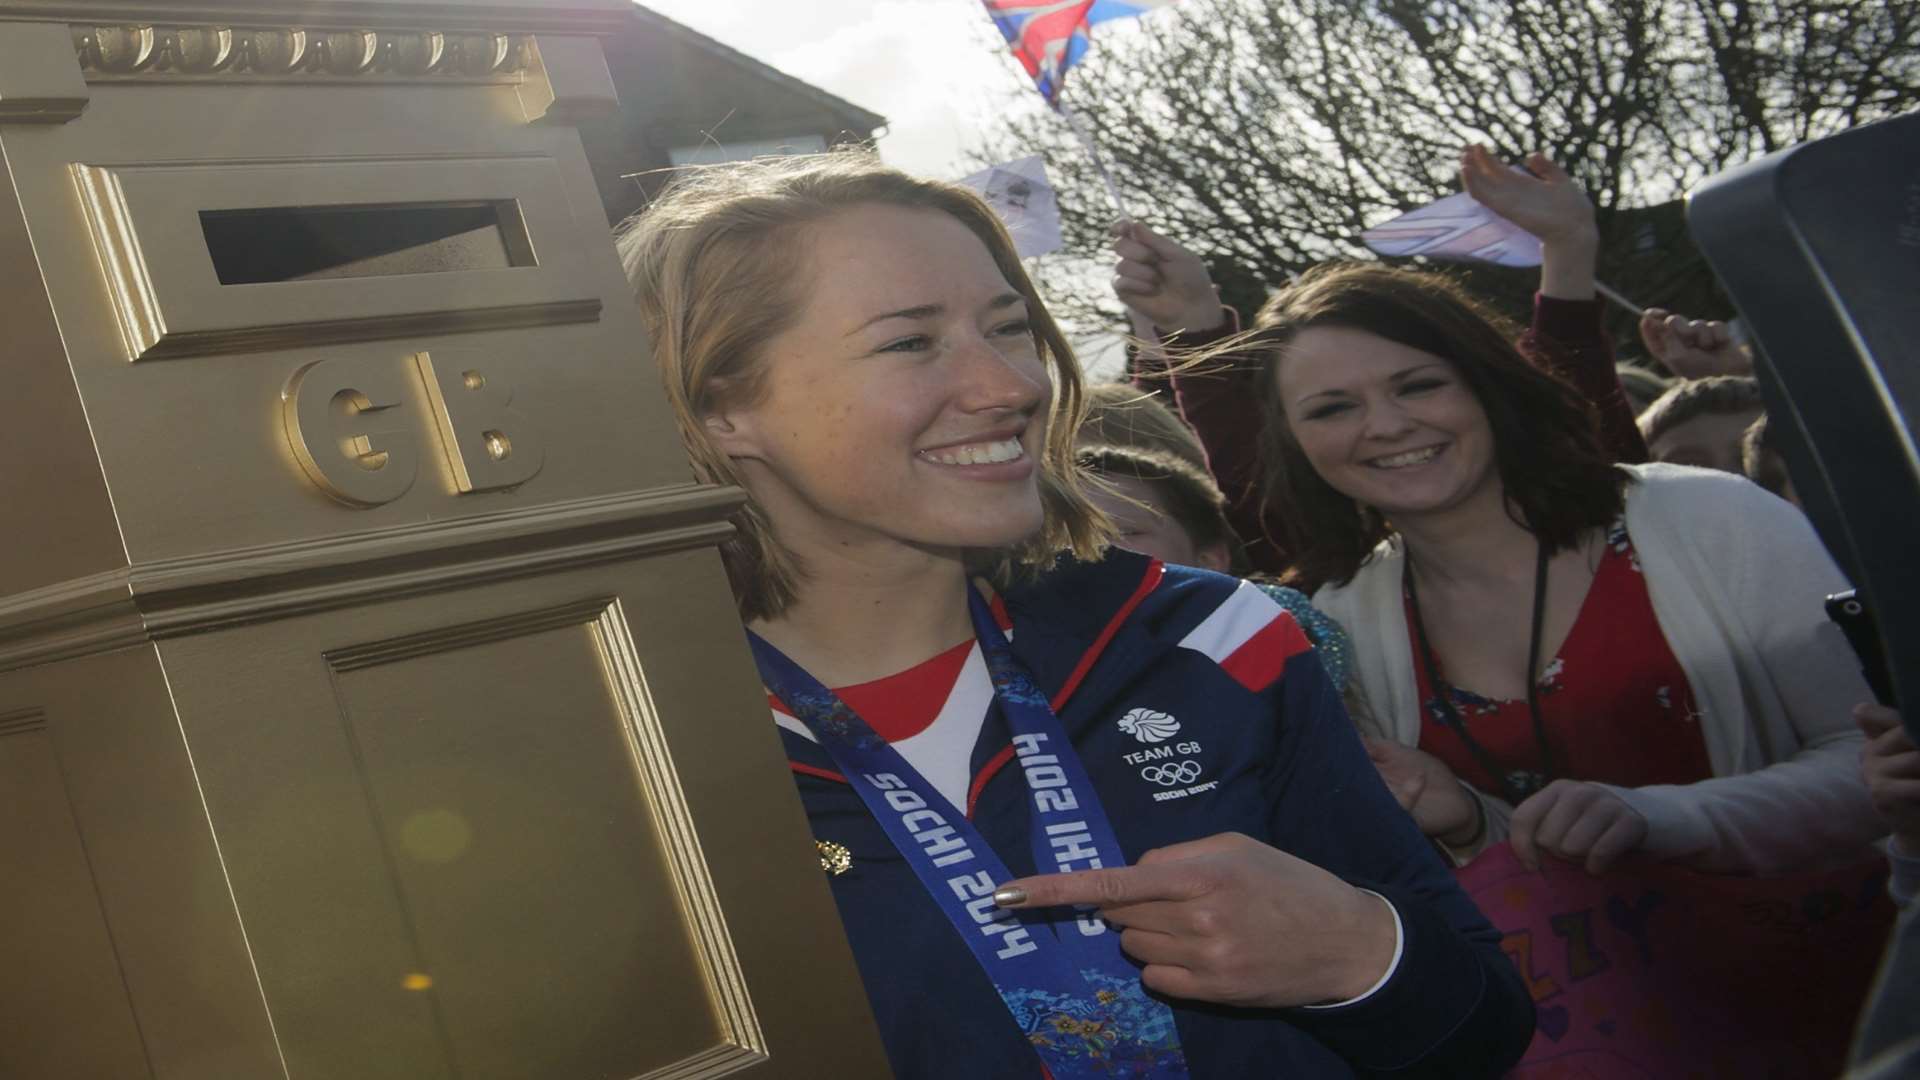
[200,200,535,284]
[76,159,598,359]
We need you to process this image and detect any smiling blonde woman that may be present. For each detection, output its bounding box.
[615,151,1531,1079]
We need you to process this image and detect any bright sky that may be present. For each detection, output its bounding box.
[638,0,1042,179]
[634,0,1142,373]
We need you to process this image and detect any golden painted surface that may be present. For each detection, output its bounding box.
[0,706,153,1079]
[0,5,887,1077]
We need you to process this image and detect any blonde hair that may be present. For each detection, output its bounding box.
[1079,382,1210,470]
[614,150,1110,620]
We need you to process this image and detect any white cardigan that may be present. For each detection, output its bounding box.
[1315,463,1880,874]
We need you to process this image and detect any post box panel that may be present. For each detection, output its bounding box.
[0,647,287,1080]
[155,553,886,1079]
[152,604,765,1078]
[314,609,746,1078]
[0,709,153,1080]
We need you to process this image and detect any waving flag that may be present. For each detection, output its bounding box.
[1361,170,1649,314]
[1361,186,1544,268]
[984,1,1177,103]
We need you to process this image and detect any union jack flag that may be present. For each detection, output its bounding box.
[982,1,1178,103]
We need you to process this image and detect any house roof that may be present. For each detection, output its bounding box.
[629,4,888,137]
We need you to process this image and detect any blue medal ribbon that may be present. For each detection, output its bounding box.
[749,587,1188,1079]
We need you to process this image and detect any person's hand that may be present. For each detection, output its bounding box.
[992,832,1397,1008]
[1362,736,1480,843]
[1110,222,1225,335]
[1637,308,1752,378]
[1510,779,1648,875]
[1460,145,1597,300]
[1458,144,1596,248]
[1857,703,1920,855]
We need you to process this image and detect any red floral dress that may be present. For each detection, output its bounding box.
[1409,522,1714,795]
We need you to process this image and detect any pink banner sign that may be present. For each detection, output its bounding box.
[1457,843,1894,1078]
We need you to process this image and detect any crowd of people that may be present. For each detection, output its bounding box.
[612,144,1915,1077]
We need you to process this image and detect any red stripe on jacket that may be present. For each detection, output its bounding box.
[1218,610,1314,693]
[788,561,1168,814]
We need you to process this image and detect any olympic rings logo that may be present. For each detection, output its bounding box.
[1140,760,1202,786]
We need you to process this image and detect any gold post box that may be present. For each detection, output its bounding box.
[0,4,888,1077]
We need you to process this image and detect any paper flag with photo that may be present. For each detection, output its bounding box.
[1361,187,1543,268]
[958,155,1064,259]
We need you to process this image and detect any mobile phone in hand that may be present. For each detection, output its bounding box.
[1826,590,1897,707]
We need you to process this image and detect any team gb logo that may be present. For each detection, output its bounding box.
[1118,708,1181,744]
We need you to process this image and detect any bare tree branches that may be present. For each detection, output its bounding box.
[974,0,1920,335]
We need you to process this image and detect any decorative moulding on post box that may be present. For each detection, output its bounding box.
[70,25,535,82]
[2,2,636,36]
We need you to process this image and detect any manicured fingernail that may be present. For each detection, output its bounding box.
[992,886,1027,907]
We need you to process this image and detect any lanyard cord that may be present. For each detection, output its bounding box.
[1404,539,1558,803]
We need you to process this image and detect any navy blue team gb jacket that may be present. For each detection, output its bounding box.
[778,552,1535,1077]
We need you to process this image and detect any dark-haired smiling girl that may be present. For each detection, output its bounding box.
[1255,263,1882,877]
